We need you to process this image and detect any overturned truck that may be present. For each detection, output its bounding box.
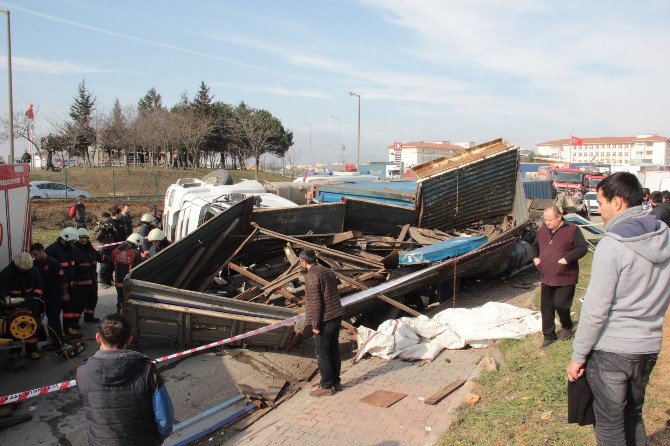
[123,139,530,349]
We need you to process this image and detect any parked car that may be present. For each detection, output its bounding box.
[29,181,91,199]
[583,192,599,216]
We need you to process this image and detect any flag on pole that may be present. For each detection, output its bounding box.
[571,135,583,146]
[25,104,34,120]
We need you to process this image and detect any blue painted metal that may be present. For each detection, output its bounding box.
[318,191,414,207]
[314,181,417,207]
[564,215,605,235]
[398,236,489,265]
[522,180,554,199]
[169,402,255,446]
[172,395,244,432]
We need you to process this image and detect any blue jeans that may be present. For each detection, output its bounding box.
[586,350,658,446]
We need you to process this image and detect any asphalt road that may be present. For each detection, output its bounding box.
[0,285,319,445]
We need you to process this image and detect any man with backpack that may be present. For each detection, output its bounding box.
[69,196,86,229]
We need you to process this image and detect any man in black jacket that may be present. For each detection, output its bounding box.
[71,196,86,229]
[650,191,670,227]
[300,249,344,397]
[30,243,68,348]
[76,314,173,445]
[46,227,79,336]
[95,212,116,288]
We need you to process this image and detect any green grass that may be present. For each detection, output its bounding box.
[29,167,291,198]
[439,253,596,446]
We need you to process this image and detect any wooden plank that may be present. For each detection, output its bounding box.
[252,223,384,268]
[283,243,299,265]
[189,219,241,290]
[174,246,206,288]
[233,286,262,301]
[228,263,301,305]
[341,320,357,335]
[397,224,410,242]
[323,231,355,246]
[423,379,466,405]
[360,390,407,408]
[333,271,421,317]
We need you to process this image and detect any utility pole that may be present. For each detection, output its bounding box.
[348,92,360,168]
[304,122,312,166]
[1,10,14,163]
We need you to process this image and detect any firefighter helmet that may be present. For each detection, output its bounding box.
[60,227,79,242]
[140,213,155,224]
[77,228,90,238]
[148,228,166,242]
[126,233,143,248]
[13,252,34,270]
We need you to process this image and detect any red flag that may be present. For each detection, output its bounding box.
[571,135,583,146]
[25,104,34,120]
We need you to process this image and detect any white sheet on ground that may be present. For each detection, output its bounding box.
[356,302,541,362]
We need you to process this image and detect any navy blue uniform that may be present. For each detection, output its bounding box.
[74,241,105,322]
[35,255,68,342]
[111,243,141,312]
[46,239,78,331]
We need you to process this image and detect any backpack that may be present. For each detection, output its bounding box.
[69,205,76,219]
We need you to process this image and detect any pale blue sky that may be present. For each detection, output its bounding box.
[1,0,669,164]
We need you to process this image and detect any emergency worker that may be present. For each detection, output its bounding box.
[148,204,163,230]
[46,227,79,335]
[0,252,45,360]
[30,243,68,348]
[74,228,105,324]
[111,207,127,242]
[94,212,116,288]
[138,213,156,254]
[111,233,142,313]
[147,228,170,258]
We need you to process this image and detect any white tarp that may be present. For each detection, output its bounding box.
[355,302,542,362]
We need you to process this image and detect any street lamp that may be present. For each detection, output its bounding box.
[304,122,312,166]
[0,9,14,163]
[330,115,343,163]
[348,92,360,169]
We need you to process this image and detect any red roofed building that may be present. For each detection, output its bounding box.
[387,141,472,168]
[537,134,670,166]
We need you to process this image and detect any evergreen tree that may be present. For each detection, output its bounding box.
[192,81,214,115]
[138,87,164,112]
[67,80,96,160]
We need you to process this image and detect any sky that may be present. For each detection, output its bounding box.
[0,0,669,165]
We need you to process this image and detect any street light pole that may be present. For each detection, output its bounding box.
[330,115,342,163]
[348,92,360,168]
[304,122,312,166]
[1,10,14,163]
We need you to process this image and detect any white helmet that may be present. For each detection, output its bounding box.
[126,233,143,248]
[77,228,90,238]
[148,228,166,242]
[60,227,79,242]
[141,213,155,224]
[13,252,34,270]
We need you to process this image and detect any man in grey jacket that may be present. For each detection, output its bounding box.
[566,172,670,445]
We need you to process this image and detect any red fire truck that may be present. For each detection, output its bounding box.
[552,168,586,196]
[585,173,607,192]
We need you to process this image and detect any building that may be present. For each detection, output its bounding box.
[537,135,670,166]
[388,141,464,168]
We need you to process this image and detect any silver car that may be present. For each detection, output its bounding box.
[29,181,91,199]
[583,192,599,216]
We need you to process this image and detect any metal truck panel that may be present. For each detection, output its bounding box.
[252,202,345,235]
[342,198,417,237]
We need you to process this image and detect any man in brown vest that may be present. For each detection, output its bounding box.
[533,205,588,348]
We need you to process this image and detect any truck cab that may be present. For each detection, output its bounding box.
[552,168,585,197]
[585,174,606,192]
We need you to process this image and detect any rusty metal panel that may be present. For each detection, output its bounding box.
[252,203,345,235]
[343,198,417,237]
[414,140,519,231]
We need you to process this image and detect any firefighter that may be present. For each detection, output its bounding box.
[46,227,80,336]
[138,213,156,254]
[147,228,170,258]
[74,228,105,324]
[0,252,45,360]
[111,233,142,313]
[111,207,127,242]
[148,204,163,230]
[29,243,68,349]
[95,212,116,288]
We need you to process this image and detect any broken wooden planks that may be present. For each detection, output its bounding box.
[423,379,466,405]
[228,263,302,305]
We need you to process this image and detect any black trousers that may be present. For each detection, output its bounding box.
[541,284,575,340]
[313,317,342,389]
[45,292,64,343]
[74,285,98,319]
[99,248,113,285]
[62,285,81,331]
[115,286,124,312]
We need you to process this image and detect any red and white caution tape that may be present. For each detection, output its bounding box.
[0,314,305,406]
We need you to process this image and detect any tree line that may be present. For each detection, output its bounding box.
[2,80,294,179]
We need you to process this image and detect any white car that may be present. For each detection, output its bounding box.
[29,181,91,199]
[583,192,599,216]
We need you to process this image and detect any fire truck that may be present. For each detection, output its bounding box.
[585,173,607,192]
[551,168,586,196]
